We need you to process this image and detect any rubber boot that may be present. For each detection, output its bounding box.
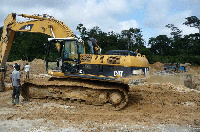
[15,98,22,107]
[12,99,15,104]
[15,98,19,105]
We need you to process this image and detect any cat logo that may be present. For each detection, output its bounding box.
[19,24,34,31]
[25,26,31,30]
[114,71,123,77]
[79,70,83,74]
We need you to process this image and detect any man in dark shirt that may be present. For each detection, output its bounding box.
[87,38,101,54]
[10,63,21,105]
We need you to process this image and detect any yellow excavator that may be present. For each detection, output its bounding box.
[0,13,149,110]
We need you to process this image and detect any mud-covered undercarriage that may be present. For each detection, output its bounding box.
[21,77,129,110]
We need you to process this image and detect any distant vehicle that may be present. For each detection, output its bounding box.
[164,63,191,72]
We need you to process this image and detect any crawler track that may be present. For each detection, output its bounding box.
[21,77,129,110]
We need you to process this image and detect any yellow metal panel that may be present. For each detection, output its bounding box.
[9,19,74,38]
[48,71,65,76]
[80,54,149,67]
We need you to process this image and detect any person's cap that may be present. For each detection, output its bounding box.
[14,63,20,69]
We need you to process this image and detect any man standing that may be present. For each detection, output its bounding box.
[10,63,21,105]
[25,63,30,79]
[87,38,95,54]
[87,37,101,54]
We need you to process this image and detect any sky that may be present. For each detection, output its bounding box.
[0,0,199,45]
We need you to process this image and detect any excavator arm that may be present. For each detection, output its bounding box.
[0,13,74,67]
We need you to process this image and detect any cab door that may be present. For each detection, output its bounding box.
[62,40,78,73]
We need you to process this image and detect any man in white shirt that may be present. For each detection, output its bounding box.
[25,63,30,79]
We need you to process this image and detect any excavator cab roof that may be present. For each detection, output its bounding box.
[48,37,76,42]
[105,50,137,56]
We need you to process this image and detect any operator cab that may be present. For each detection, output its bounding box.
[47,38,84,73]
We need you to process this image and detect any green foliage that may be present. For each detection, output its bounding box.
[7,32,51,62]
[148,23,200,64]
[184,16,200,28]
[184,16,200,34]
[149,35,171,56]
[76,24,129,54]
[121,28,144,50]
[166,24,182,37]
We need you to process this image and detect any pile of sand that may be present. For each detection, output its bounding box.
[184,75,200,90]
[149,62,164,73]
[29,59,47,75]
[150,62,164,70]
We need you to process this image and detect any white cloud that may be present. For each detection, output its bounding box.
[144,0,172,28]
[128,0,148,9]
[108,0,129,14]
[180,25,199,35]
[119,20,139,31]
[58,0,136,34]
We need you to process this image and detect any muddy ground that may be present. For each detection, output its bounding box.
[0,60,200,131]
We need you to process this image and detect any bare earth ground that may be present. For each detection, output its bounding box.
[0,60,200,131]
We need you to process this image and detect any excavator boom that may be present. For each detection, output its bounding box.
[0,13,74,67]
[0,13,16,66]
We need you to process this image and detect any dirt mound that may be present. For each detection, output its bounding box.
[187,66,200,76]
[149,62,164,73]
[184,75,200,90]
[184,66,200,90]
[30,59,46,75]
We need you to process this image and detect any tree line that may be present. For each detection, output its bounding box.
[0,16,199,65]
